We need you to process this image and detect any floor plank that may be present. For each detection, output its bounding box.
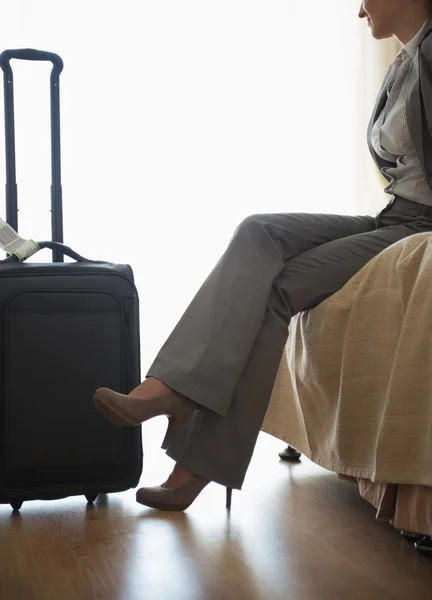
[1,417,431,600]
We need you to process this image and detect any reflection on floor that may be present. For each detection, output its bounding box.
[1,416,431,600]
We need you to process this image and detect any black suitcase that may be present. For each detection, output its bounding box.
[0,49,143,511]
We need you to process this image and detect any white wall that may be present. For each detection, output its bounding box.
[0,1,360,371]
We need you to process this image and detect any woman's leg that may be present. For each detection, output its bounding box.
[94,211,376,446]
[162,213,432,491]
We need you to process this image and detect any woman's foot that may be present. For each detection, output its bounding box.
[129,377,172,400]
[136,464,210,511]
[93,377,195,448]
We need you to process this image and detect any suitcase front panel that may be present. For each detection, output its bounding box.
[0,287,140,491]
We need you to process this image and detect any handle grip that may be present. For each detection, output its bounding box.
[36,241,89,262]
[0,241,91,264]
[0,49,63,71]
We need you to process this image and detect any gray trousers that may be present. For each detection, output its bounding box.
[147,197,432,490]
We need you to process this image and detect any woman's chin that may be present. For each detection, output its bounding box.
[369,25,392,41]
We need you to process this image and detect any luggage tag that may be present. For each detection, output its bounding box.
[0,217,39,261]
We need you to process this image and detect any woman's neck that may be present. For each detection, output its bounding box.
[393,14,429,45]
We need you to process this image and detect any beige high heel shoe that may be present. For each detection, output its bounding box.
[93,387,194,449]
[136,474,233,511]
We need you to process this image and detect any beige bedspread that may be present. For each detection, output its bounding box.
[262,231,432,488]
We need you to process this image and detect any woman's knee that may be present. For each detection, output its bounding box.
[233,213,270,238]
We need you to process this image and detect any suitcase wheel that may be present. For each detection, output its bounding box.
[10,500,23,511]
[85,493,99,504]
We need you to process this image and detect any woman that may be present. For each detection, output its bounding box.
[94,0,432,511]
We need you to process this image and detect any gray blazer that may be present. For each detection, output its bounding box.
[367,16,432,190]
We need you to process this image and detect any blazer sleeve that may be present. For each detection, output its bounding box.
[418,35,432,184]
[419,36,432,133]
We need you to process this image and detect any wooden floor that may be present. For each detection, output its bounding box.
[1,418,431,600]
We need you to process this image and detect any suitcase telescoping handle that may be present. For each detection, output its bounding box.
[0,49,63,64]
[0,48,64,262]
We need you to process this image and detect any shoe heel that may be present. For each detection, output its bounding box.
[161,403,194,449]
[226,487,232,509]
